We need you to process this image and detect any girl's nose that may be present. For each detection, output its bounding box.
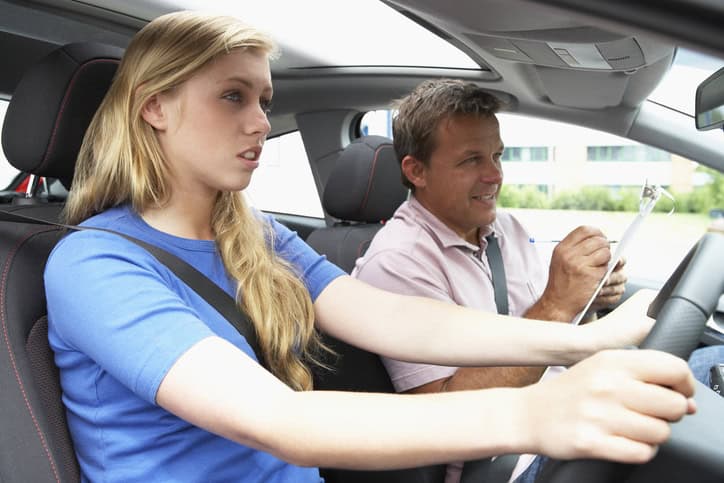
[247,104,271,135]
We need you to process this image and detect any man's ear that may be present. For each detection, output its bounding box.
[400,154,427,189]
[140,93,167,131]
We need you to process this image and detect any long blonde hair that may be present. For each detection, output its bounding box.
[66,11,327,391]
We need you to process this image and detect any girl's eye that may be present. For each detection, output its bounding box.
[260,99,273,115]
[223,91,242,102]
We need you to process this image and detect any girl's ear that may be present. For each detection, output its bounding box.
[140,94,167,131]
[400,155,427,189]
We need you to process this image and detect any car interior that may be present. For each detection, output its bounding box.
[0,1,723,482]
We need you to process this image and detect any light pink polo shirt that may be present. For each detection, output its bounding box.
[352,196,549,483]
[353,196,548,392]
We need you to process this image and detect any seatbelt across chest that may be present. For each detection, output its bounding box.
[0,209,266,368]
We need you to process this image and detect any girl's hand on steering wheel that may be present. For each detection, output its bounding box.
[521,349,696,463]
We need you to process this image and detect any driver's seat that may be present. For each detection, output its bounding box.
[0,42,123,482]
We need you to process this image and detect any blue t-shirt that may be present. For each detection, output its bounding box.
[44,204,345,482]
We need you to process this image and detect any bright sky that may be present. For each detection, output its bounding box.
[173,0,478,68]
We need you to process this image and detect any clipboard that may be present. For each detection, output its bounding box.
[571,182,672,325]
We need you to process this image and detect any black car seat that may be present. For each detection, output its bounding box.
[0,42,122,483]
[306,135,408,272]
[307,136,447,483]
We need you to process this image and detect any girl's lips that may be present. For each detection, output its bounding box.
[238,154,260,169]
[239,147,261,160]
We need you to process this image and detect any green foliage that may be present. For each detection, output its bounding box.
[498,168,724,215]
[701,166,724,210]
[664,167,724,214]
[550,186,639,211]
[498,185,548,209]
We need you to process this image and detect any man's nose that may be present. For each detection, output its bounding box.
[479,158,503,183]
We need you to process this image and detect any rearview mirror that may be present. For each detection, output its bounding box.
[695,66,724,131]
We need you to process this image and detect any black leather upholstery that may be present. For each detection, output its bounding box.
[2,42,123,187]
[0,42,121,482]
[307,135,408,273]
[322,135,407,223]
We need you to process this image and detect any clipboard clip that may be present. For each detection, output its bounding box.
[640,180,675,215]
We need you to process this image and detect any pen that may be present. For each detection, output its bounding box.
[528,238,618,243]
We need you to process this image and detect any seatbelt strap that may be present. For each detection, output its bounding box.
[0,209,266,367]
[484,234,509,315]
[460,234,518,483]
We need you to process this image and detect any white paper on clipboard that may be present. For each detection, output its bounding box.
[570,182,671,325]
[570,212,644,325]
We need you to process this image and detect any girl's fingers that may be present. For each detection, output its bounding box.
[619,379,691,422]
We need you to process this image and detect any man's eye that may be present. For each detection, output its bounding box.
[223,92,242,102]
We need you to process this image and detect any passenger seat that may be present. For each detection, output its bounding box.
[307,135,408,272]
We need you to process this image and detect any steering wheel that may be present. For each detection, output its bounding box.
[535,232,724,483]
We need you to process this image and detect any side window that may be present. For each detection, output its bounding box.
[496,112,715,282]
[244,131,324,218]
[360,110,394,137]
[0,100,21,189]
[359,109,719,283]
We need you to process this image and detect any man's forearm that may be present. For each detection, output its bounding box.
[407,366,546,394]
[523,293,577,323]
[446,366,546,390]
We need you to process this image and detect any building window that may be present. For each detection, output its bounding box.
[529,147,549,161]
[502,147,522,161]
[587,145,671,162]
[502,146,548,162]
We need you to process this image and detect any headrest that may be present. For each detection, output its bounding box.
[1,42,123,187]
[322,135,408,223]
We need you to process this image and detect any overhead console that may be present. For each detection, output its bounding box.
[383,0,676,109]
[470,32,646,72]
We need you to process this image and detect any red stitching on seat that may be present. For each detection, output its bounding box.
[359,144,392,216]
[38,58,120,174]
[1,226,63,483]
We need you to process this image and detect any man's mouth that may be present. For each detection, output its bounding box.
[472,193,496,201]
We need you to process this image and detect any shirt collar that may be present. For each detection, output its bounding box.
[406,195,503,252]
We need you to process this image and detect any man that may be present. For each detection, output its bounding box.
[350,78,626,483]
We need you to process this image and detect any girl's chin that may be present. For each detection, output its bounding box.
[217,176,252,193]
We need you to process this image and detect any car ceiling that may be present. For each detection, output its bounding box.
[1,0,724,170]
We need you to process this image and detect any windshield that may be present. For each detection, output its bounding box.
[145,0,479,69]
[648,48,724,116]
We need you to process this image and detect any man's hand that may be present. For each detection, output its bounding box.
[536,226,612,321]
[590,257,628,313]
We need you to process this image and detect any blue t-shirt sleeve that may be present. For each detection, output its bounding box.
[265,215,345,300]
[45,230,214,404]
